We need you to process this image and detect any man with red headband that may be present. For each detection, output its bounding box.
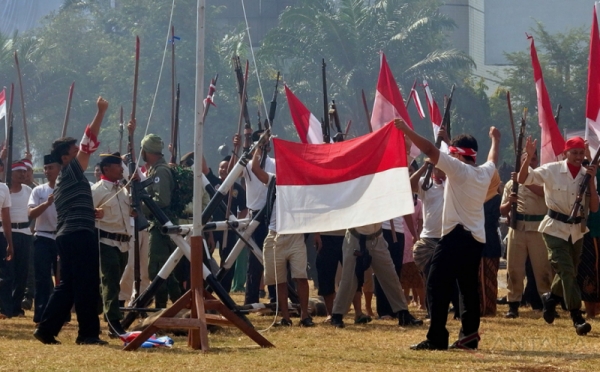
[518,136,598,336]
[395,118,500,351]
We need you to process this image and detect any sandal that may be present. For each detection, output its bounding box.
[354,314,372,324]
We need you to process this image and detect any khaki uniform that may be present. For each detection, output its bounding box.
[143,158,180,308]
[503,180,552,302]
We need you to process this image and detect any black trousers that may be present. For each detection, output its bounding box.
[426,225,484,348]
[38,230,100,339]
[213,230,236,293]
[33,236,58,323]
[316,235,344,297]
[0,233,12,316]
[374,229,404,317]
[244,220,276,305]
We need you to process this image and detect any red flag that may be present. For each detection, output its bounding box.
[410,87,425,119]
[371,52,418,157]
[273,122,414,234]
[422,80,448,153]
[586,3,600,156]
[529,35,565,164]
[203,77,217,108]
[0,88,5,120]
[284,85,324,144]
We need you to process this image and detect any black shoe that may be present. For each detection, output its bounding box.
[259,290,266,299]
[505,302,519,319]
[541,292,558,324]
[107,320,127,338]
[410,340,447,350]
[21,298,33,311]
[33,328,61,345]
[398,310,423,326]
[274,318,292,327]
[449,335,480,350]
[571,310,592,336]
[330,314,345,328]
[497,296,508,305]
[299,317,315,327]
[76,336,109,345]
[354,314,372,324]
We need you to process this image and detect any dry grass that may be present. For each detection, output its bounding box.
[2,280,600,371]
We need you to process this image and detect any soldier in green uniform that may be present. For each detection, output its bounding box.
[140,134,181,309]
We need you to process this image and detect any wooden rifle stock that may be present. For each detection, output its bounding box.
[4,84,14,186]
[170,84,180,164]
[555,103,562,124]
[266,71,280,130]
[62,82,75,138]
[361,89,373,133]
[322,59,330,143]
[329,100,344,142]
[568,146,600,223]
[510,104,527,229]
[422,84,455,191]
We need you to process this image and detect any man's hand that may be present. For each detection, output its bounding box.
[206,233,215,254]
[95,208,104,219]
[5,245,12,261]
[97,96,109,112]
[128,119,136,135]
[233,134,241,147]
[438,126,450,144]
[24,151,32,161]
[508,193,518,204]
[587,164,598,183]
[46,194,54,206]
[525,136,537,157]
[489,126,501,140]
[0,148,6,161]
[314,233,322,251]
[394,118,409,132]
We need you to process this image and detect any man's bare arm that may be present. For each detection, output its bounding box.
[487,127,501,165]
[410,163,428,193]
[394,119,440,164]
[77,97,108,171]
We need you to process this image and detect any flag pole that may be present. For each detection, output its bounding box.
[193,0,205,239]
[61,82,75,137]
[14,51,29,154]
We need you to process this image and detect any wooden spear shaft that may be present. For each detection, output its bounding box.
[62,82,75,138]
[14,51,29,153]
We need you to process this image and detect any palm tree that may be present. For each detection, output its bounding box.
[259,0,474,135]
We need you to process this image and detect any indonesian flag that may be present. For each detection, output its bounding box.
[0,88,5,120]
[529,35,565,164]
[284,85,324,144]
[586,3,600,157]
[422,80,448,153]
[410,84,425,119]
[273,122,414,234]
[371,52,419,158]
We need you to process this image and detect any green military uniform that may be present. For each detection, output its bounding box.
[142,135,181,309]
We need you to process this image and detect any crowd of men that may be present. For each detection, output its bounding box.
[0,96,598,351]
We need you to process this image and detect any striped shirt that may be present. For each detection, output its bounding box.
[55,158,95,236]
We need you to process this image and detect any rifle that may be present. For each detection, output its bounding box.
[361,89,374,133]
[322,59,330,143]
[422,84,455,191]
[129,36,147,298]
[233,56,252,129]
[5,84,14,187]
[329,100,344,142]
[169,84,180,164]
[507,91,517,156]
[510,104,527,229]
[62,82,75,137]
[118,106,124,154]
[14,51,29,153]
[265,71,280,131]
[555,103,562,124]
[568,146,600,223]
[257,107,262,131]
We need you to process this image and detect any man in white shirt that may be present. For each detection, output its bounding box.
[0,178,13,319]
[4,161,33,317]
[92,152,132,337]
[395,118,499,351]
[28,154,60,324]
[518,136,598,336]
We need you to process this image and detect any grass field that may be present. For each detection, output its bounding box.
[2,278,600,371]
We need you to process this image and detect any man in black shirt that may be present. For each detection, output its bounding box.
[33,97,108,345]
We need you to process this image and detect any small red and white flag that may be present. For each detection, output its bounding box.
[284,85,324,144]
[586,3,600,157]
[273,122,414,234]
[410,84,425,119]
[0,88,5,120]
[371,52,419,158]
[529,34,565,164]
[203,77,217,108]
[422,80,448,153]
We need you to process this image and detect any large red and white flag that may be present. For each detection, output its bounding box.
[371,52,419,158]
[273,122,414,234]
[284,85,323,144]
[422,80,448,153]
[586,3,600,157]
[529,35,565,164]
[0,88,5,120]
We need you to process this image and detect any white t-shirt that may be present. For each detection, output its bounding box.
[28,183,57,240]
[5,185,32,235]
[381,216,405,234]
[436,152,495,243]
[0,183,11,216]
[403,198,423,263]
[245,156,276,210]
[416,177,445,238]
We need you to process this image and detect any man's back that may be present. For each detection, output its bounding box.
[55,159,94,236]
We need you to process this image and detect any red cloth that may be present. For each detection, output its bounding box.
[564,137,585,151]
[567,162,581,178]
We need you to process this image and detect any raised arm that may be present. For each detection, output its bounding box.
[410,163,428,193]
[487,127,501,165]
[394,119,440,164]
[251,132,270,185]
[77,97,108,171]
[517,137,537,184]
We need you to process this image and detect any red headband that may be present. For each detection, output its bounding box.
[564,137,585,152]
[449,146,477,160]
[12,162,26,171]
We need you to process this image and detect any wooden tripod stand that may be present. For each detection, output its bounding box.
[123,235,274,351]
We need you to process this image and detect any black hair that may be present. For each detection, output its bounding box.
[451,134,478,162]
[221,155,232,163]
[50,137,77,161]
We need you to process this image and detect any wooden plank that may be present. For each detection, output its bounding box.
[154,318,203,329]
